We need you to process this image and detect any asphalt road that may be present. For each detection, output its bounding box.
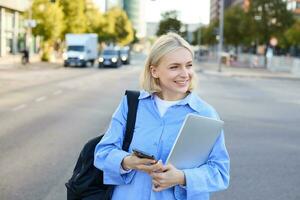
[0,55,299,200]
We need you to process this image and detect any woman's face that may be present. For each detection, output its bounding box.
[150,48,194,100]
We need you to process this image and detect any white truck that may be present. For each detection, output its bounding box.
[64,34,98,67]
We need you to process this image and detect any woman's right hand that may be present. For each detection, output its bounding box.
[121,155,163,174]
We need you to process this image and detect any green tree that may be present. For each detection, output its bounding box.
[102,7,134,45]
[193,20,218,46]
[27,0,64,61]
[156,10,184,36]
[84,1,105,34]
[285,20,300,46]
[59,0,87,35]
[224,6,253,52]
[248,0,294,66]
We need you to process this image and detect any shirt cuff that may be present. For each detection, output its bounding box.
[103,149,135,185]
[174,185,187,200]
[120,166,133,174]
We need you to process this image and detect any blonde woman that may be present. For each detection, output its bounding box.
[94,32,230,200]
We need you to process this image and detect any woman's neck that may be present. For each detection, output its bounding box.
[156,92,189,101]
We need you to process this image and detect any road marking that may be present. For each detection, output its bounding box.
[35,96,47,102]
[12,104,27,111]
[53,90,62,95]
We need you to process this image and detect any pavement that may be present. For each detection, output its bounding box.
[0,54,86,95]
[196,60,300,80]
[1,54,299,95]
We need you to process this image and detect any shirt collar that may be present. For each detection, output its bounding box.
[139,90,206,113]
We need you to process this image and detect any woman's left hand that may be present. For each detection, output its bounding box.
[150,163,185,192]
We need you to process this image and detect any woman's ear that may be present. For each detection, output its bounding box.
[150,65,158,78]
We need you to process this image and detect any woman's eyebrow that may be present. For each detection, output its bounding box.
[167,61,193,66]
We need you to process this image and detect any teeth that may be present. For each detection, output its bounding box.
[176,80,187,83]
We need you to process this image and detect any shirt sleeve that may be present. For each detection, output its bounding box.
[174,131,230,199]
[94,95,136,185]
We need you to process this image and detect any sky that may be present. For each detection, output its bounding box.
[144,0,210,24]
[93,0,210,25]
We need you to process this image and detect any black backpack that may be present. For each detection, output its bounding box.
[65,90,140,200]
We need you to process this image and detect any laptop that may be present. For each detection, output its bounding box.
[166,113,224,169]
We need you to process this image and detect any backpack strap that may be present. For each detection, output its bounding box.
[122,90,140,151]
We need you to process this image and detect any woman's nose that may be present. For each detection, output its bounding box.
[180,67,189,77]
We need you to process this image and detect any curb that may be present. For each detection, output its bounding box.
[200,70,300,81]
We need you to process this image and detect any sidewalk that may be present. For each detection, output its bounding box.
[0,54,72,95]
[0,54,62,70]
[196,60,300,80]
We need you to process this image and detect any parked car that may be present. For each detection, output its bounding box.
[98,47,122,68]
[120,47,131,64]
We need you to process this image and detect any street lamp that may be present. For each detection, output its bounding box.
[218,0,224,72]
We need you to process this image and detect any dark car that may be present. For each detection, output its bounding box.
[120,47,131,64]
[98,48,122,68]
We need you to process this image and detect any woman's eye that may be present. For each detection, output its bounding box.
[170,66,178,69]
[186,64,193,69]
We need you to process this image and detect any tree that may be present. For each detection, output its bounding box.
[224,6,253,52]
[27,0,64,61]
[59,0,87,35]
[285,20,300,46]
[193,20,218,46]
[156,10,184,36]
[248,0,294,66]
[84,1,105,34]
[102,7,134,45]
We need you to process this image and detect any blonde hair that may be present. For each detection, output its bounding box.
[140,32,197,93]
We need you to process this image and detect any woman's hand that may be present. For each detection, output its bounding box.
[150,164,186,192]
[121,154,162,174]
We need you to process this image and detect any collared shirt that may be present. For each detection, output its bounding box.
[94,91,230,200]
[154,95,181,117]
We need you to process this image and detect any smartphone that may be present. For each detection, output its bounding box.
[132,148,156,160]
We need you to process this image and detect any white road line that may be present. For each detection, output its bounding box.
[35,96,47,102]
[53,90,62,95]
[12,104,27,111]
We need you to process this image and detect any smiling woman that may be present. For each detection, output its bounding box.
[94,32,230,200]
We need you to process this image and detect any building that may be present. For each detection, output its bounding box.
[103,0,146,38]
[0,0,30,57]
[123,0,146,38]
[210,0,233,22]
[231,0,250,10]
[287,0,300,18]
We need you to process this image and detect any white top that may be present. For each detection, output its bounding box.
[154,95,180,117]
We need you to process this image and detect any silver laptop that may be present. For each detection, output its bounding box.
[166,113,224,169]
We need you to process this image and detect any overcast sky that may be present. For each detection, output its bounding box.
[94,0,210,24]
[144,0,210,24]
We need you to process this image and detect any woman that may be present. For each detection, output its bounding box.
[94,32,230,200]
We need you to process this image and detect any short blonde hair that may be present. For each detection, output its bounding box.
[140,32,197,93]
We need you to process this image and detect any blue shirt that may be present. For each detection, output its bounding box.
[94,91,230,200]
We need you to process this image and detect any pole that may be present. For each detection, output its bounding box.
[218,0,224,72]
[197,23,201,61]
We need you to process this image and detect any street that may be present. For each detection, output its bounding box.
[0,55,300,200]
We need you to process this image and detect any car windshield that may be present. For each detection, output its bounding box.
[103,50,118,56]
[120,50,128,54]
[68,46,84,52]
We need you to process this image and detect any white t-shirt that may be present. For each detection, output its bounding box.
[154,95,180,117]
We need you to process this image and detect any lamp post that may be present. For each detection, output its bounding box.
[218,0,224,72]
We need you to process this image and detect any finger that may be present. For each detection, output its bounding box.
[150,172,164,181]
[150,160,164,172]
[138,158,157,165]
[138,164,158,173]
[152,179,160,186]
[152,184,166,192]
